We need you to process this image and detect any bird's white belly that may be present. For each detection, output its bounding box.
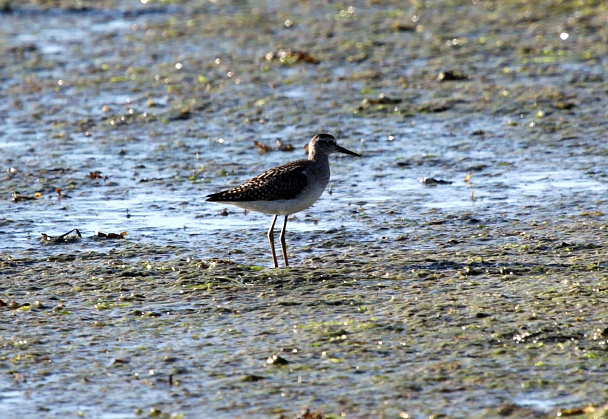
[228,181,327,215]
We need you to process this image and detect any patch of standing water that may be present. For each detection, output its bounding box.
[0,390,22,412]
[396,169,608,210]
[7,10,148,57]
[4,129,605,255]
[513,391,586,412]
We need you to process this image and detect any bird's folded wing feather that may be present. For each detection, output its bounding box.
[206,160,309,202]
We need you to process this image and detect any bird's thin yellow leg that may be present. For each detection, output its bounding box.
[267,215,279,268]
[279,215,289,267]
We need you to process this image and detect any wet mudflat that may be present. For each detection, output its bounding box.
[1,0,607,418]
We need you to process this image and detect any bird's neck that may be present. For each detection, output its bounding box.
[308,150,329,165]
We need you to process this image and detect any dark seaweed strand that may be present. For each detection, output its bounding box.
[206,160,310,202]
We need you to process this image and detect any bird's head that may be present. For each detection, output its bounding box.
[307,133,360,158]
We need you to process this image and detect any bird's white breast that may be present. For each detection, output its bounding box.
[228,176,328,215]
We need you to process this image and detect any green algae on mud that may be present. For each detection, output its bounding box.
[2,217,607,418]
[1,0,608,417]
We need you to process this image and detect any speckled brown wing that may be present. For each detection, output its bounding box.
[206,159,310,202]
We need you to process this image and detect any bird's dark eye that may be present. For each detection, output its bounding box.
[328,139,335,145]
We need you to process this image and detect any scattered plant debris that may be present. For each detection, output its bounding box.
[418,177,453,186]
[11,191,40,202]
[557,405,596,416]
[40,229,82,244]
[279,408,326,419]
[264,49,319,65]
[277,139,294,151]
[55,187,71,199]
[360,95,402,107]
[254,139,295,153]
[254,140,272,153]
[95,231,127,239]
[390,20,416,32]
[0,298,26,309]
[437,70,471,81]
[266,354,289,365]
[86,171,108,180]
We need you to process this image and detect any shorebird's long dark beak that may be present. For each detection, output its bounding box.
[336,144,361,157]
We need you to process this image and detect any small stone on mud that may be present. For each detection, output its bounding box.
[241,374,266,382]
[266,355,289,365]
